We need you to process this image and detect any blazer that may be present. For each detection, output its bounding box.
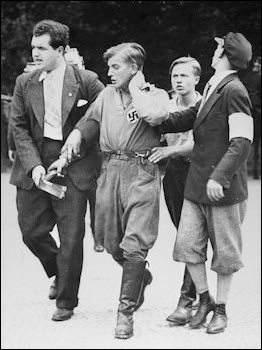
[160,73,252,206]
[10,64,105,191]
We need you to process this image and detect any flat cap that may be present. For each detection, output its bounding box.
[215,32,252,70]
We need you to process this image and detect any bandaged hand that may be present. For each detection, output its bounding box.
[128,70,146,94]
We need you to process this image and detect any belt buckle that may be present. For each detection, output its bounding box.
[135,151,148,165]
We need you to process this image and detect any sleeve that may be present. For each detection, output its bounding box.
[210,137,251,188]
[11,75,43,174]
[227,86,253,142]
[160,102,200,134]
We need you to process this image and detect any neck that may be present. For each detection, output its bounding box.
[50,56,65,72]
[177,91,197,108]
[214,58,232,75]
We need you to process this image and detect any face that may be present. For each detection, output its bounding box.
[31,33,62,71]
[107,52,137,90]
[211,39,224,68]
[170,63,199,96]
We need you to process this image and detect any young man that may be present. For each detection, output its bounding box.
[139,32,253,334]
[9,19,104,321]
[148,57,202,326]
[49,42,169,339]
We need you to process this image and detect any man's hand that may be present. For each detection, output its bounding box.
[47,156,69,177]
[61,129,82,163]
[206,179,225,201]
[32,165,46,187]
[148,146,174,163]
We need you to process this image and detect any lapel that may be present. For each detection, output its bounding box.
[28,71,45,129]
[61,64,80,127]
[194,73,237,130]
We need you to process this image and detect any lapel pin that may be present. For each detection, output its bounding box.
[69,92,72,96]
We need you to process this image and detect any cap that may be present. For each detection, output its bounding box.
[215,32,252,70]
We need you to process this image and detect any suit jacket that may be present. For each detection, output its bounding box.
[10,64,105,190]
[160,73,252,205]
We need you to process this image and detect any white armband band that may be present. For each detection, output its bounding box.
[228,112,254,142]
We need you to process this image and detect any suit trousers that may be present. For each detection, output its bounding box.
[16,138,89,309]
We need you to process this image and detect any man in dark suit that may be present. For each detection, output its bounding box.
[142,32,253,334]
[9,19,104,321]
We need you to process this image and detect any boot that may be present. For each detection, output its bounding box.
[166,267,196,325]
[166,295,193,325]
[189,291,215,328]
[114,258,152,311]
[114,261,146,339]
[206,303,227,334]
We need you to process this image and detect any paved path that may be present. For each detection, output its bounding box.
[1,171,261,349]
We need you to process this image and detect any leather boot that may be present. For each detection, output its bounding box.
[206,304,228,334]
[166,267,196,325]
[114,258,152,311]
[166,295,193,325]
[114,261,146,339]
[189,291,215,328]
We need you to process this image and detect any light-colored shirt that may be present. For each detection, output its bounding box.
[89,85,161,152]
[165,91,202,153]
[39,60,66,140]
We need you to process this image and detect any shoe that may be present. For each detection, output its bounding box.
[48,277,57,300]
[134,268,153,311]
[51,307,74,321]
[94,243,104,252]
[166,296,193,325]
[206,304,227,334]
[189,294,215,328]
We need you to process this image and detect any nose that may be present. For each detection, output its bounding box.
[108,67,113,77]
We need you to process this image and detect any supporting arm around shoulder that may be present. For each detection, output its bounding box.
[159,102,200,134]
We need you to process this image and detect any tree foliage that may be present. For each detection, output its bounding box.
[1,1,261,94]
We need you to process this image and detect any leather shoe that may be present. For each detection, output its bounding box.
[189,295,215,328]
[52,307,74,321]
[134,268,153,311]
[206,304,227,334]
[48,277,57,300]
[94,243,104,252]
[166,296,193,325]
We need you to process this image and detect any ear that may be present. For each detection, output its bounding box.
[130,63,139,75]
[194,76,200,85]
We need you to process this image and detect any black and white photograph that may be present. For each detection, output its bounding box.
[1,1,261,349]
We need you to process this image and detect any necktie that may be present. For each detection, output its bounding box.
[44,72,60,128]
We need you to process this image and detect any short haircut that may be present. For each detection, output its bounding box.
[169,56,202,77]
[103,42,146,70]
[33,19,69,49]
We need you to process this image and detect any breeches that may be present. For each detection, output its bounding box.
[95,156,161,261]
[173,199,247,274]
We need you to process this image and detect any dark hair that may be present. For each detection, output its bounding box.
[103,42,146,70]
[33,19,69,49]
[169,56,202,77]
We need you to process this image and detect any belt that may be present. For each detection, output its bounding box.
[103,150,152,163]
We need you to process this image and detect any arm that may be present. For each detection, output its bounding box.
[148,132,194,163]
[159,102,200,134]
[128,71,170,126]
[206,86,253,201]
[11,75,46,185]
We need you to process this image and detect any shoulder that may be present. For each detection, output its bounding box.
[70,65,100,81]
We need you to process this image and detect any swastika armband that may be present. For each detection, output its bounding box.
[127,108,139,124]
